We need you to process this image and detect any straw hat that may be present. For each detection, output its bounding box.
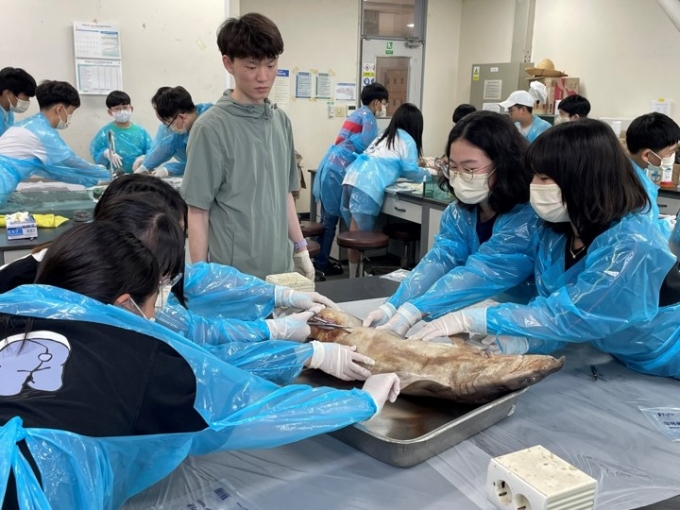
[525,58,567,78]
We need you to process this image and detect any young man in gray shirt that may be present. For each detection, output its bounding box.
[182,13,314,281]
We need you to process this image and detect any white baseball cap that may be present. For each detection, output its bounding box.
[499,90,535,109]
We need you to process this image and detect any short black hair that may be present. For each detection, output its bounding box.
[0,67,37,97]
[441,111,531,214]
[626,112,680,154]
[514,104,533,114]
[452,103,476,123]
[36,221,159,306]
[155,86,195,121]
[217,13,284,60]
[376,103,423,156]
[528,118,649,245]
[151,86,171,108]
[106,90,131,109]
[35,80,80,110]
[361,83,388,106]
[557,94,590,118]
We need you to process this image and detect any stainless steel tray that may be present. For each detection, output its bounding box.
[296,370,526,468]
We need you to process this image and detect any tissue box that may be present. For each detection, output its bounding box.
[6,213,38,240]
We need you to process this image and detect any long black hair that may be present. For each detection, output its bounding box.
[527,118,650,245]
[440,111,531,214]
[94,192,185,284]
[35,222,159,306]
[94,174,188,307]
[376,102,423,157]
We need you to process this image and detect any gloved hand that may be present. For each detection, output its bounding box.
[480,335,530,355]
[409,310,482,342]
[132,155,145,171]
[361,373,401,418]
[376,302,422,336]
[293,249,315,280]
[266,310,319,342]
[103,149,122,168]
[134,165,150,174]
[308,341,374,381]
[274,286,339,310]
[362,303,396,327]
[151,166,169,178]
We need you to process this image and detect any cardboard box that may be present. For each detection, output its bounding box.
[660,163,680,189]
[533,77,580,115]
[6,213,37,240]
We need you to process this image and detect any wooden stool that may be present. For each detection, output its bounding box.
[300,220,324,238]
[383,222,421,268]
[336,231,389,278]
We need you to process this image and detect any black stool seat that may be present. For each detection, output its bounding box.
[300,221,324,238]
[336,231,389,250]
[383,222,421,242]
[307,240,321,258]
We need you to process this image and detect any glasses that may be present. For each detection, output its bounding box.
[160,272,183,287]
[440,161,495,182]
[110,105,131,113]
[163,114,179,127]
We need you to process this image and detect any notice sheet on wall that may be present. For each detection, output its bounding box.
[73,21,123,95]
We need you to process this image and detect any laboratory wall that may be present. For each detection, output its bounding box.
[532,0,680,121]
[454,0,516,106]
[421,0,464,157]
[0,0,227,160]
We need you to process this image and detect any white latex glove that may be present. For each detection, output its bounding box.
[480,335,530,355]
[134,165,150,174]
[361,373,401,418]
[293,249,315,280]
[151,166,169,178]
[427,166,439,176]
[274,286,339,311]
[103,149,122,168]
[132,155,145,171]
[266,309,320,342]
[308,341,374,381]
[376,302,422,336]
[362,303,396,327]
[409,311,480,342]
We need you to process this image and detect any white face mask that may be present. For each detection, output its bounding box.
[451,173,492,204]
[10,95,30,114]
[169,125,187,135]
[112,109,132,123]
[554,114,570,125]
[56,113,71,130]
[530,183,570,223]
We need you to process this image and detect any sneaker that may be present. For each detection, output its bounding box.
[320,263,344,277]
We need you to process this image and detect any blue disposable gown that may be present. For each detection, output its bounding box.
[0,285,376,509]
[90,122,153,173]
[0,107,14,136]
[141,103,212,176]
[341,128,430,225]
[471,214,680,378]
[630,159,671,238]
[313,105,378,217]
[517,115,551,143]
[0,114,110,203]
[387,202,539,319]
[182,261,276,320]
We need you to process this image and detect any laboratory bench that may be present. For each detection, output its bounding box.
[307,169,453,263]
[124,277,680,510]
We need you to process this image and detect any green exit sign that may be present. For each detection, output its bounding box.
[385,41,394,55]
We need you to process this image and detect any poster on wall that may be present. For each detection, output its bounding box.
[316,73,331,99]
[295,71,312,99]
[362,62,376,87]
[334,82,356,102]
[483,79,502,101]
[73,21,123,95]
[271,69,290,112]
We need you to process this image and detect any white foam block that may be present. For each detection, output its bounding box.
[487,445,597,510]
[265,272,315,292]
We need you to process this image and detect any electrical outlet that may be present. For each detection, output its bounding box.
[334,105,346,117]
